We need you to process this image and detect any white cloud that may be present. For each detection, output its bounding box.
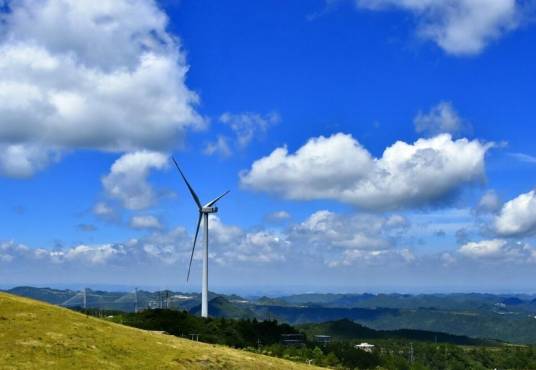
[0,228,191,267]
[204,112,281,157]
[328,248,415,268]
[385,214,410,229]
[206,215,289,264]
[475,189,501,214]
[203,136,232,157]
[288,211,407,263]
[356,0,520,55]
[0,240,125,265]
[130,215,162,230]
[0,213,290,270]
[440,252,457,266]
[495,189,536,237]
[0,0,203,177]
[266,210,292,222]
[241,133,492,210]
[0,241,31,263]
[510,152,536,164]
[62,244,126,264]
[136,227,191,264]
[219,231,288,264]
[220,112,280,148]
[459,238,505,258]
[414,101,468,136]
[458,238,536,263]
[0,143,60,178]
[93,201,115,218]
[102,151,168,210]
[0,209,420,278]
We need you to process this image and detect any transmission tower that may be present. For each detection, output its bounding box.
[134,288,139,313]
[82,288,87,309]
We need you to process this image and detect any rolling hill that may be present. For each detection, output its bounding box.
[8,287,536,343]
[0,292,320,369]
[298,319,482,345]
[188,296,257,318]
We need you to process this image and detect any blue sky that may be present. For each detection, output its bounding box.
[1,0,536,294]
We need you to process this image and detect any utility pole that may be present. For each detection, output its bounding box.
[409,342,414,365]
[82,288,87,309]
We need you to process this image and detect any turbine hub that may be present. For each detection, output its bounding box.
[201,206,218,213]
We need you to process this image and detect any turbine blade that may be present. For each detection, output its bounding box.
[186,212,203,282]
[204,190,230,208]
[172,157,202,209]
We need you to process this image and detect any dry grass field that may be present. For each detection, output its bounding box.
[0,292,322,369]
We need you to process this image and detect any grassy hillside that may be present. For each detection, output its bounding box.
[0,292,320,370]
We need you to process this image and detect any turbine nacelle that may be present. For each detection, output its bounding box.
[201,206,218,214]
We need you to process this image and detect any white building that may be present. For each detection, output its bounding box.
[355,342,375,352]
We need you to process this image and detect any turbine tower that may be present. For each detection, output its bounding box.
[172,157,229,318]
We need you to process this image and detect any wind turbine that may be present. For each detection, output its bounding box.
[172,157,229,318]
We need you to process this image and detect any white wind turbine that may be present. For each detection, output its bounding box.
[172,158,229,318]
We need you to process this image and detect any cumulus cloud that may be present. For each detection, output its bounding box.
[220,112,280,148]
[0,240,126,266]
[287,210,413,268]
[475,189,502,214]
[458,238,536,263]
[203,136,232,157]
[1,208,413,273]
[102,151,168,210]
[0,143,62,178]
[440,252,456,266]
[0,228,191,268]
[495,189,536,237]
[414,101,469,136]
[206,216,289,264]
[328,248,415,268]
[204,112,280,157]
[130,215,162,230]
[0,0,203,177]
[356,0,520,55]
[93,201,115,219]
[0,215,290,270]
[266,210,292,223]
[241,133,492,210]
[290,210,393,250]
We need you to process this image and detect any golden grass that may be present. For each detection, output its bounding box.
[0,292,322,369]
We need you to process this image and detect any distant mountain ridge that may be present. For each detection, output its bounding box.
[298,319,483,345]
[189,296,257,318]
[6,286,536,344]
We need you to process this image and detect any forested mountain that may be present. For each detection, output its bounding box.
[7,286,536,344]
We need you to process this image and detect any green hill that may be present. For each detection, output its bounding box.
[298,319,482,345]
[188,296,256,318]
[0,292,321,369]
[7,286,78,305]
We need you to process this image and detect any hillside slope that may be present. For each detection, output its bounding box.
[0,292,320,369]
[298,319,481,345]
